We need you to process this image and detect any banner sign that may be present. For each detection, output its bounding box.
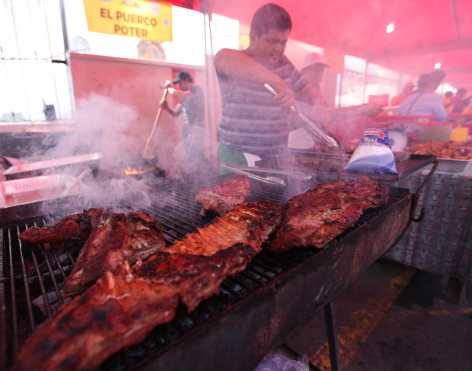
[84,0,172,41]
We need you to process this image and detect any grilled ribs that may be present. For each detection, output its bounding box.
[63,211,165,296]
[195,175,250,214]
[135,243,257,311]
[14,235,263,370]
[270,177,387,251]
[410,141,472,160]
[13,263,179,371]
[164,201,283,256]
[20,208,105,247]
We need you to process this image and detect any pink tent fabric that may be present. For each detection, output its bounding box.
[207,0,472,89]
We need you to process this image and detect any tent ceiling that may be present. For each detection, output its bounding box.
[208,0,472,88]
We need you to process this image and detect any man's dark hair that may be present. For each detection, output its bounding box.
[445,91,454,97]
[250,3,292,38]
[173,71,193,83]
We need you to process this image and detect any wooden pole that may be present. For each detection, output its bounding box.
[142,88,169,160]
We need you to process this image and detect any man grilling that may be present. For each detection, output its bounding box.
[215,3,312,171]
[161,71,207,173]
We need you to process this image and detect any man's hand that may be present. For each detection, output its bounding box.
[271,79,295,109]
[160,100,168,109]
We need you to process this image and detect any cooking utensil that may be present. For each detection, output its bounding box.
[225,164,312,181]
[264,83,340,149]
[142,87,170,160]
[221,163,286,187]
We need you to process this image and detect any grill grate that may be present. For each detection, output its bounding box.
[0,180,405,370]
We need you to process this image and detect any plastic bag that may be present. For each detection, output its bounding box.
[345,128,397,174]
[254,352,310,371]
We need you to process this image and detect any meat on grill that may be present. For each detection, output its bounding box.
[195,175,250,214]
[270,177,387,251]
[13,263,178,371]
[13,239,261,371]
[164,201,283,256]
[63,211,165,296]
[135,243,258,311]
[409,141,472,160]
[19,208,105,247]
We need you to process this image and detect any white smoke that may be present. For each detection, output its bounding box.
[46,93,139,169]
[37,94,163,212]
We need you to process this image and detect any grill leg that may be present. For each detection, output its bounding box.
[323,303,341,371]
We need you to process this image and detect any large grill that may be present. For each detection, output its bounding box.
[0,176,414,371]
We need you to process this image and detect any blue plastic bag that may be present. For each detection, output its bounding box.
[345,128,397,174]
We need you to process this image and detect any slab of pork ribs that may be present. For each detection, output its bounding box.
[195,175,250,214]
[13,201,283,371]
[63,211,166,296]
[270,177,387,252]
[164,201,283,256]
[19,208,105,247]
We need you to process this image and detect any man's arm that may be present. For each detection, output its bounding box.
[162,101,182,117]
[214,48,294,107]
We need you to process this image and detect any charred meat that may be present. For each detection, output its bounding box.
[135,243,258,311]
[164,201,283,256]
[19,208,105,247]
[14,241,261,370]
[13,264,179,371]
[195,175,250,214]
[270,177,387,252]
[63,211,165,296]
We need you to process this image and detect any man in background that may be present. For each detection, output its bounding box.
[289,53,330,149]
[300,53,329,106]
[398,70,448,121]
[161,71,206,172]
[451,88,468,114]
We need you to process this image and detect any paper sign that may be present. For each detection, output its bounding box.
[84,0,172,41]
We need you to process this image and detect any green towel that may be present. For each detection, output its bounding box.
[218,143,248,175]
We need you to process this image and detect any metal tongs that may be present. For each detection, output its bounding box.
[264,83,340,149]
[221,163,287,187]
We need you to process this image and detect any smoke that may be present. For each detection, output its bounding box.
[37,94,163,212]
[45,93,140,169]
[79,176,153,210]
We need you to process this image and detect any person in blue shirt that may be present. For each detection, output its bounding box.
[397,70,448,121]
[397,70,451,141]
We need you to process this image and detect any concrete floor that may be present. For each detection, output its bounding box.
[283,261,472,371]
